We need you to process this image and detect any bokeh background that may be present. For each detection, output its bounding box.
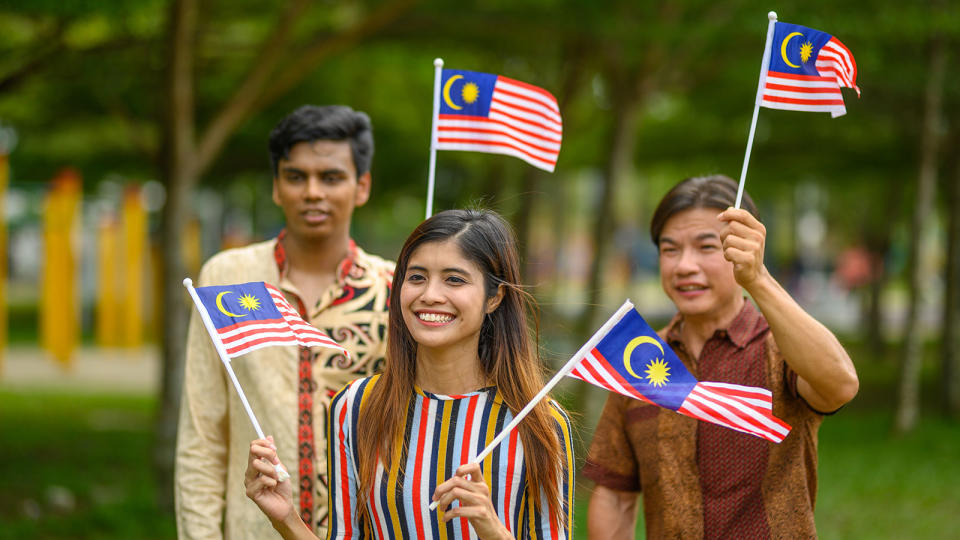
[1,0,959,538]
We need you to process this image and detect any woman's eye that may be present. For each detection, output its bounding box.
[406,273,425,282]
[447,276,466,284]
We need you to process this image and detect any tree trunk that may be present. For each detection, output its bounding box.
[942,152,960,418]
[894,37,945,434]
[153,0,197,511]
[574,89,640,338]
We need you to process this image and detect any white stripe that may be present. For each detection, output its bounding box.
[434,142,555,172]
[436,130,560,160]
[693,387,788,435]
[489,100,563,133]
[438,116,562,143]
[816,56,854,87]
[762,88,843,101]
[697,381,772,399]
[419,398,437,540]
[372,460,388,535]
[821,41,855,79]
[678,399,761,438]
[764,75,839,89]
[495,79,561,116]
[491,89,562,126]
[690,387,787,435]
[581,351,640,397]
[760,99,846,116]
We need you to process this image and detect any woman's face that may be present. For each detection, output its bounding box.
[658,207,741,322]
[399,239,498,356]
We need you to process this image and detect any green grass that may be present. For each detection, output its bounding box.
[0,389,175,540]
[1,371,959,539]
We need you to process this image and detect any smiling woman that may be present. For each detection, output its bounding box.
[244,209,574,540]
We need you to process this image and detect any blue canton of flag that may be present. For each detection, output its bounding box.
[434,68,562,172]
[568,302,792,443]
[193,281,347,359]
[760,21,860,117]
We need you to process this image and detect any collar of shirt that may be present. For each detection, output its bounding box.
[272,228,361,318]
[664,299,769,354]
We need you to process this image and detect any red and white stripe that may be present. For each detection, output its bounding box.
[761,36,859,118]
[435,75,562,172]
[569,350,791,443]
[677,382,792,443]
[216,284,348,358]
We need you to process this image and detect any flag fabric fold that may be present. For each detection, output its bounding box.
[193,281,348,359]
[760,21,859,118]
[568,302,791,443]
[433,68,562,172]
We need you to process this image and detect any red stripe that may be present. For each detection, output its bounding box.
[439,112,562,139]
[370,480,385,539]
[436,137,557,167]
[488,104,563,136]
[224,335,300,355]
[496,75,559,105]
[215,317,286,334]
[766,70,833,82]
[492,87,561,122]
[459,395,479,537]
[579,350,655,405]
[503,428,518,533]
[491,92,561,126]
[411,403,430,539]
[436,124,560,155]
[698,383,773,404]
[337,401,353,537]
[684,387,787,440]
[762,95,845,106]
[764,82,841,95]
[824,38,856,80]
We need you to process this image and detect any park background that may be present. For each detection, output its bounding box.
[1,0,959,538]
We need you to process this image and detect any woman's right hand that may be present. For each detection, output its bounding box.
[245,436,294,525]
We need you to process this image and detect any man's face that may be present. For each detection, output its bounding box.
[658,207,741,321]
[272,140,370,242]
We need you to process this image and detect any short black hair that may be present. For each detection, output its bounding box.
[649,174,760,246]
[268,105,374,177]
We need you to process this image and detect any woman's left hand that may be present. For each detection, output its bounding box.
[718,207,769,289]
[433,462,510,540]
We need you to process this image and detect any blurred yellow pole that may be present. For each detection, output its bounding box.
[183,217,202,279]
[41,169,82,369]
[121,186,146,347]
[96,213,120,347]
[0,153,8,377]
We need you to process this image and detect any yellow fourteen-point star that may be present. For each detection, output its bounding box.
[237,294,262,311]
[644,358,671,387]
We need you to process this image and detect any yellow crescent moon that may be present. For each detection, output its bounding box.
[216,291,247,318]
[623,336,664,380]
[443,74,463,110]
[780,32,803,68]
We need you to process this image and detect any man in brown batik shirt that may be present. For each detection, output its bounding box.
[584,175,858,539]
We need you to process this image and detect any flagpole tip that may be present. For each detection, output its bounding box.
[183,278,192,287]
[433,58,444,67]
[768,11,777,21]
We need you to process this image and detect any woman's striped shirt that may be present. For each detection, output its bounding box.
[326,375,574,539]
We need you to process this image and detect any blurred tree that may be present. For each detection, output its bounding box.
[155,0,418,508]
[895,32,945,435]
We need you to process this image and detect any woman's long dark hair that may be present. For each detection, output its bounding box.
[354,209,564,525]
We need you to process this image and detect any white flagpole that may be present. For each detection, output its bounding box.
[425,57,444,220]
[429,300,636,511]
[182,278,289,482]
[735,11,778,209]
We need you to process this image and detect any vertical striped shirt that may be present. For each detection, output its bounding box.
[327,375,574,539]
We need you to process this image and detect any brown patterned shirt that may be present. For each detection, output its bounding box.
[175,234,393,540]
[583,301,824,539]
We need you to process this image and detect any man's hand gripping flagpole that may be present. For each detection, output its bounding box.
[183,278,290,483]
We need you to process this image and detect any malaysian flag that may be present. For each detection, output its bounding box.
[434,68,562,172]
[568,301,791,443]
[760,21,859,118]
[193,281,347,359]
